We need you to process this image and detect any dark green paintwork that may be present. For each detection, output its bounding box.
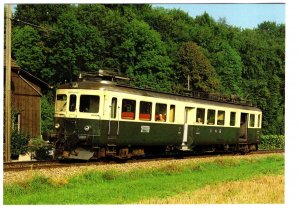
[247,128,261,144]
[54,117,261,149]
[106,121,182,146]
[191,126,240,146]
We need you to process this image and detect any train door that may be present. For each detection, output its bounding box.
[239,113,248,142]
[68,93,78,118]
[182,107,193,149]
[108,97,119,145]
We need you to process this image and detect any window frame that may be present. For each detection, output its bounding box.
[207,109,216,125]
[196,108,205,124]
[111,97,117,119]
[249,114,255,127]
[258,114,261,128]
[79,95,100,113]
[155,103,167,122]
[230,112,236,127]
[169,104,176,123]
[56,94,67,112]
[69,94,77,112]
[139,101,152,121]
[217,110,225,126]
[121,99,136,120]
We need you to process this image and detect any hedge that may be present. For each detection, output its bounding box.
[258,135,285,150]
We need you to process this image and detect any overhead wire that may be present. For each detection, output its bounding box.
[9,17,61,34]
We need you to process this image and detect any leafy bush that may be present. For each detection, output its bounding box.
[259,135,285,150]
[28,137,54,160]
[10,130,30,158]
[41,94,55,134]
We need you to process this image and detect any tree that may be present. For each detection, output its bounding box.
[13,4,72,27]
[175,42,221,93]
[143,7,193,42]
[12,26,46,76]
[46,11,105,84]
[239,26,285,134]
[210,42,243,96]
[75,5,126,70]
[257,21,285,39]
[117,19,174,91]
[40,94,54,134]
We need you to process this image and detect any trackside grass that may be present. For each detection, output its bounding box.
[3,154,284,204]
[140,175,284,204]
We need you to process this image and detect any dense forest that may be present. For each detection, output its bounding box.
[10,4,285,135]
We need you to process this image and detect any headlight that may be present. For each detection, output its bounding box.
[55,123,60,129]
[84,125,91,132]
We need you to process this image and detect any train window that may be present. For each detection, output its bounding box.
[196,108,205,124]
[79,95,100,113]
[155,103,167,122]
[56,94,67,112]
[217,110,225,125]
[122,99,136,120]
[111,98,117,118]
[69,95,77,112]
[230,112,236,126]
[169,105,175,122]
[258,114,261,128]
[250,114,255,127]
[207,109,215,125]
[139,101,152,121]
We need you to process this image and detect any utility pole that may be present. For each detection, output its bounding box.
[5,4,12,162]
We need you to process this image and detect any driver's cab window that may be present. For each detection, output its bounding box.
[79,95,100,113]
[56,94,67,112]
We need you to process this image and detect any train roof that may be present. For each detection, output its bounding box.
[57,80,262,112]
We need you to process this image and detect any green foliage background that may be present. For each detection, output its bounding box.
[11,4,285,135]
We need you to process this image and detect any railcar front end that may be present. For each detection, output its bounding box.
[44,86,106,160]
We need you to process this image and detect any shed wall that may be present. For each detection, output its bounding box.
[11,71,41,137]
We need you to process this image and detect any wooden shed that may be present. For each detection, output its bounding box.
[4,53,50,138]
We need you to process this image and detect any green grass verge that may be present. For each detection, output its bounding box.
[4,155,284,204]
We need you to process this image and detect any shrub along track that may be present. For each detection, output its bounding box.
[4,149,284,172]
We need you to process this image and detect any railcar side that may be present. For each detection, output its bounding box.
[45,80,262,160]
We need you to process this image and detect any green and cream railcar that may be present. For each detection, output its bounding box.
[47,79,262,160]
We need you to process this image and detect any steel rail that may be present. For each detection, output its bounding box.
[4,149,284,172]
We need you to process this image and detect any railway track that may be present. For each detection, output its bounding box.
[4,149,284,172]
[3,160,74,172]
